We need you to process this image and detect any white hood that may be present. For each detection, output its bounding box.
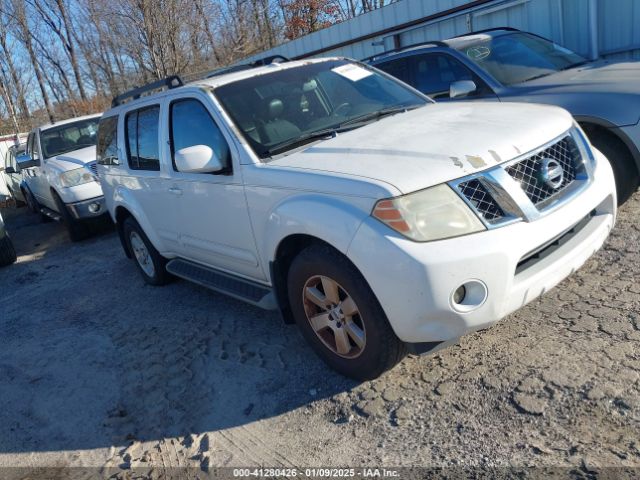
[268,102,573,194]
[48,145,97,171]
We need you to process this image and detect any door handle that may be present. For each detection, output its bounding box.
[168,187,182,195]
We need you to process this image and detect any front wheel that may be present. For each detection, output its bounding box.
[52,191,89,242]
[0,234,17,267]
[123,217,171,286]
[287,244,406,380]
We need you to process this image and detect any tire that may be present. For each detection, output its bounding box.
[23,187,39,214]
[122,217,171,286]
[0,234,17,267]
[287,244,406,380]
[590,132,639,205]
[52,191,89,242]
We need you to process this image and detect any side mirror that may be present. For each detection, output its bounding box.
[174,145,224,173]
[5,166,16,174]
[449,80,477,99]
[16,154,39,169]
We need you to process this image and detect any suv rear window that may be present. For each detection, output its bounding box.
[125,106,160,171]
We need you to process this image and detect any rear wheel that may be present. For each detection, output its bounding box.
[0,234,17,267]
[123,217,171,286]
[287,244,406,380]
[52,191,89,242]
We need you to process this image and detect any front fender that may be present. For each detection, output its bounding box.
[262,194,371,266]
[112,186,166,254]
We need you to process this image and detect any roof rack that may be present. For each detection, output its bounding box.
[362,40,448,63]
[111,75,183,107]
[453,26,520,38]
[207,55,290,79]
[111,75,184,108]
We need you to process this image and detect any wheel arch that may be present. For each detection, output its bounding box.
[577,116,640,176]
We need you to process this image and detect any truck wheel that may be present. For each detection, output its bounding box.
[287,244,406,380]
[123,217,171,286]
[0,234,17,267]
[590,132,639,205]
[52,191,89,242]
[23,187,39,214]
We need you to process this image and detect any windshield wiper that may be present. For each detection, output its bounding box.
[265,126,352,157]
[559,60,590,71]
[339,104,422,128]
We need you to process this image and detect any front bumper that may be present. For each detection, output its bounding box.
[347,150,616,344]
[67,196,107,220]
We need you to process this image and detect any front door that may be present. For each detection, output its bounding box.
[165,94,263,281]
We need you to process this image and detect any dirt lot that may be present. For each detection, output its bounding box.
[0,192,638,475]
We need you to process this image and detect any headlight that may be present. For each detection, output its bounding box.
[59,167,95,187]
[372,184,486,242]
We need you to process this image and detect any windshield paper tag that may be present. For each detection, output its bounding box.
[332,64,373,82]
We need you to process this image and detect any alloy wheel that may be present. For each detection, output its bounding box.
[130,231,155,277]
[302,275,366,359]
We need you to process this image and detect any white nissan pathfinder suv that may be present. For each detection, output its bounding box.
[97,58,616,379]
[20,114,106,241]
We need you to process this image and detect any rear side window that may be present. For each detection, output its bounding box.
[377,53,490,99]
[125,106,160,171]
[97,116,119,165]
[170,99,231,171]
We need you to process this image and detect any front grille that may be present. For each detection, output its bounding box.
[505,136,579,206]
[457,179,504,222]
[88,162,98,177]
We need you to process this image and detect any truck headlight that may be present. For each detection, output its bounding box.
[59,167,95,187]
[372,184,485,241]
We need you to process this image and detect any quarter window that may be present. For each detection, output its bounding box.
[97,116,119,165]
[125,106,160,171]
[170,99,230,171]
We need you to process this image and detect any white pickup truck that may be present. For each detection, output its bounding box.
[97,58,616,379]
[19,114,107,241]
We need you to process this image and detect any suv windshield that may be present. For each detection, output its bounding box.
[41,117,100,158]
[214,59,428,158]
[453,32,587,85]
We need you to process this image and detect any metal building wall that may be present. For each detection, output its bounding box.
[243,0,639,63]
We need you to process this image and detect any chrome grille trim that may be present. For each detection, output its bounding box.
[449,129,592,229]
[505,136,580,208]
[456,179,504,223]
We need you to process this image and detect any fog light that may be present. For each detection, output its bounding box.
[453,285,466,304]
[450,280,488,313]
[88,202,101,213]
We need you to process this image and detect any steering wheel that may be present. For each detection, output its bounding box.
[332,102,352,117]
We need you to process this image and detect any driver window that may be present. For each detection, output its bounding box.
[170,98,231,172]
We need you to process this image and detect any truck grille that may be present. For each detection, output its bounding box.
[505,136,578,206]
[457,179,504,222]
[450,130,591,229]
[88,162,98,177]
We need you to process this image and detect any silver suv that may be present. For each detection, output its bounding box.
[369,27,640,203]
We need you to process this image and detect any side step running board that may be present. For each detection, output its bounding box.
[166,258,277,310]
[40,207,62,222]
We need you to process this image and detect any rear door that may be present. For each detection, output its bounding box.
[122,102,182,254]
[164,92,263,281]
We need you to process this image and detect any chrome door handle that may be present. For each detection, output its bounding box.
[168,187,182,195]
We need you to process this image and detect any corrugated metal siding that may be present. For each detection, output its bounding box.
[243,0,640,63]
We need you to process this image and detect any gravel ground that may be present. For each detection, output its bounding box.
[0,192,638,476]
